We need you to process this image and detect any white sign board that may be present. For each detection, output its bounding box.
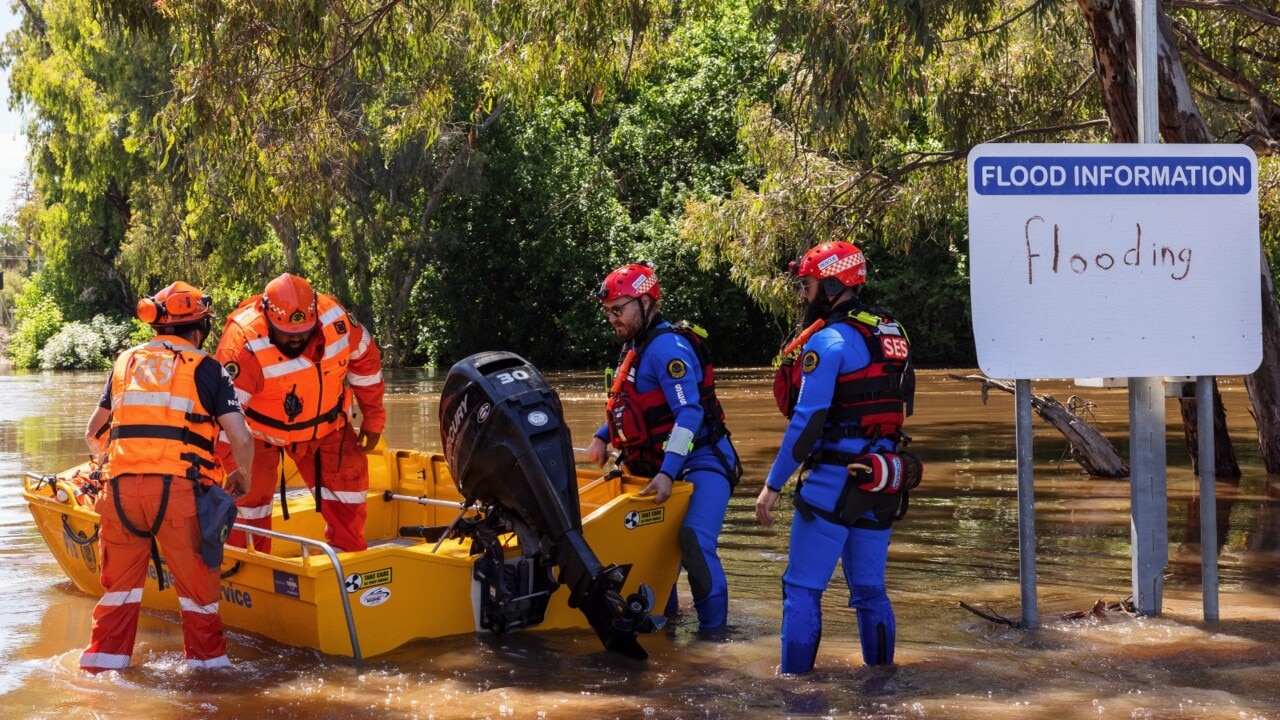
[968,143,1261,379]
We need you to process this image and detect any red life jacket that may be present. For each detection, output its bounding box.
[774,309,914,440]
[606,322,727,476]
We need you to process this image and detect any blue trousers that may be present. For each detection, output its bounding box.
[780,510,894,673]
[674,465,732,629]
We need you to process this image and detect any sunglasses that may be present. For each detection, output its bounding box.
[602,298,637,318]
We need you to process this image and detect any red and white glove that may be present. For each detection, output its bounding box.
[848,451,923,494]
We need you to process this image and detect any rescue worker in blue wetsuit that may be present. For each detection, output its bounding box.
[756,241,921,674]
[585,262,743,631]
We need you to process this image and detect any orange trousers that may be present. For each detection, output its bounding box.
[227,424,369,553]
[81,474,228,672]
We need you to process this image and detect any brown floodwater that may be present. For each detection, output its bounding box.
[1,367,1278,719]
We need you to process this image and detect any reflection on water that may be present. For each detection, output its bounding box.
[2,368,1278,718]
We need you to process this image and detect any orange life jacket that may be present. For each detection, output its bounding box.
[227,294,354,445]
[106,337,218,480]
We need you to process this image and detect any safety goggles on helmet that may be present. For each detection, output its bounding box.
[136,281,213,325]
[262,273,319,334]
[596,262,661,303]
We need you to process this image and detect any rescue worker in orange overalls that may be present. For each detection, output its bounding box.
[81,281,256,673]
[215,273,386,553]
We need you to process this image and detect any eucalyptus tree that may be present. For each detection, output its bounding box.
[59,0,736,366]
[681,0,1280,467]
[4,0,178,318]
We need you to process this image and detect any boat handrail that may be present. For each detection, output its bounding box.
[381,490,469,510]
[231,523,362,663]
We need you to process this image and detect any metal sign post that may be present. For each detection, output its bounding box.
[1129,0,1166,618]
[1128,377,1167,613]
[967,137,1259,622]
[1196,377,1220,620]
[1015,379,1037,628]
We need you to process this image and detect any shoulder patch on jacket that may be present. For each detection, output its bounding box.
[334,319,347,335]
[667,358,687,379]
[224,360,240,380]
[801,351,819,373]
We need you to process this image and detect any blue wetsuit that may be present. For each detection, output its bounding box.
[597,319,738,629]
[764,310,901,672]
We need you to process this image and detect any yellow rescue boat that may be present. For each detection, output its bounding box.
[23,351,689,660]
[22,455,687,660]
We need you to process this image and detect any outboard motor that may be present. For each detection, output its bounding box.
[439,351,664,659]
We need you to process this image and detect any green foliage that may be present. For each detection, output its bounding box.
[7,279,64,368]
[1261,157,1280,279]
[859,223,974,367]
[7,0,1278,376]
[413,99,631,368]
[5,0,173,320]
[37,317,115,369]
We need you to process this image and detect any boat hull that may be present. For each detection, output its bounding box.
[23,448,689,658]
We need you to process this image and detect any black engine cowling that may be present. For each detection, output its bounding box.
[438,351,663,658]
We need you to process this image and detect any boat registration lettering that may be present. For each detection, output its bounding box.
[623,508,664,530]
[345,568,393,593]
[360,586,391,607]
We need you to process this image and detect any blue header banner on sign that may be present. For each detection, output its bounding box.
[973,156,1252,196]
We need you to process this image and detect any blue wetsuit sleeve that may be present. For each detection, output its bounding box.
[641,333,706,479]
[594,423,609,443]
[763,326,867,491]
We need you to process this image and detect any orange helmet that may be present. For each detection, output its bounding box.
[795,241,866,288]
[596,262,660,303]
[136,281,212,326]
[262,273,318,334]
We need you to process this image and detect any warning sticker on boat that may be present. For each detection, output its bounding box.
[623,508,663,530]
[345,567,393,593]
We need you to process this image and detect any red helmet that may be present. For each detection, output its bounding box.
[596,262,661,303]
[796,241,866,288]
[262,273,318,333]
[136,281,212,326]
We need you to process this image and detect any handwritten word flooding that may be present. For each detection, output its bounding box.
[1024,216,1192,283]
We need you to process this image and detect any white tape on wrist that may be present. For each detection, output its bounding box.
[665,426,695,456]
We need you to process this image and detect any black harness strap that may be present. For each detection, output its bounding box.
[244,398,345,432]
[108,424,216,454]
[277,445,290,521]
[313,448,324,513]
[110,475,174,591]
[792,488,894,531]
[809,449,914,523]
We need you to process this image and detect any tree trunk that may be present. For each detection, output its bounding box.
[948,374,1130,477]
[1174,380,1241,478]
[1244,268,1280,472]
[266,214,300,273]
[1077,0,1280,470]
